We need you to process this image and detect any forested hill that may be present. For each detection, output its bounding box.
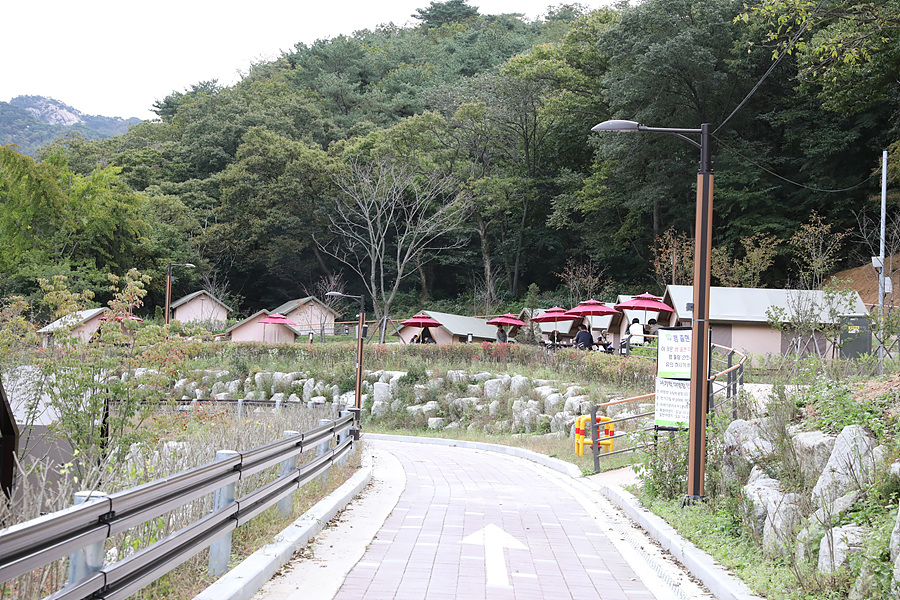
[1,0,898,322]
[0,96,140,156]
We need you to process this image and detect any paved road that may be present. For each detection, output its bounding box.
[256,439,711,600]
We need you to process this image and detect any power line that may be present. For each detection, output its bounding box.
[714,135,878,193]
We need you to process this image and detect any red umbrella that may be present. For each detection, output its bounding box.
[564,300,620,317]
[486,314,526,327]
[401,313,442,328]
[614,294,674,313]
[530,307,578,345]
[259,313,298,325]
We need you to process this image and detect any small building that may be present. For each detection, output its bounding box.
[270,297,338,336]
[226,310,297,344]
[397,310,499,344]
[170,290,231,328]
[37,308,108,347]
[662,285,869,357]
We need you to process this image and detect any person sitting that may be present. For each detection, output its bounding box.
[410,334,419,344]
[573,324,594,350]
[628,318,645,345]
[648,318,660,339]
[420,327,436,344]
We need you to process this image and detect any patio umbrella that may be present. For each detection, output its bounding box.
[401,313,442,343]
[259,313,298,343]
[613,293,674,313]
[563,300,620,335]
[529,307,578,345]
[486,314,526,327]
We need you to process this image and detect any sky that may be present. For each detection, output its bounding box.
[3,0,607,122]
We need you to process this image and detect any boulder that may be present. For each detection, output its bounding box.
[724,418,774,461]
[254,372,273,390]
[446,370,468,384]
[287,394,301,404]
[544,393,564,414]
[427,417,447,429]
[812,425,878,508]
[533,385,558,399]
[473,372,494,382]
[792,429,836,486]
[564,395,589,415]
[564,385,586,398]
[244,391,267,401]
[371,400,387,418]
[413,384,430,402]
[302,379,314,402]
[373,382,391,404]
[510,375,531,396]
[484,378,507,399]
[891,499,900,562]
[818,525,867,574]
[488,400,501,417]
[226,380,243,396]
[210,381,226,396]
[270,393,286,406]
[308,396,327,408]
[466,384,483,396]
[214,392,232,401]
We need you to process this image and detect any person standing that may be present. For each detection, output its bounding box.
[496,326,508,343]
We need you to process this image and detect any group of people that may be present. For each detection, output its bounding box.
[626,318,660,345]
[409,327,436,344]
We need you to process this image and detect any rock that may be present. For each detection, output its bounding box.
[254,372,273,390]
[792,429,836,486]
[544,393,564,414]
[564,395,589,415]
[331,385,340,399]
[214,392,232,401]
[270,393,286,407]
[445,421,460,429]
[226,380,243,396]
[473,372,494,382]
[287,394,301,403]
[413,384,430,402]
[488,400,501,417]
[313,381,326,396]
[484,378,507,399]
[373,382,391,404]
[533,385,558,399]
[302,379,314,402]
[308,395,327,407]
[724,418,774,461]
[210,381,226,396]
[812,425,878,508]
[371,400,387,418]
[379,370,405,383]
[763,492,804,555]
[564,385,586,398]
[244,391,267,401]
[449,397,478,419]
[743,473,784,539]
[891,499,900,562]
[446,370,468,384]
[818,525,867,574]
[510,375,531,396]
[466,384,483,396]
[271,372,294,392]
[428,417,447,429]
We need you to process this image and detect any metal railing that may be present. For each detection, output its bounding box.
[589,344,746,472]
[0,412,359,600]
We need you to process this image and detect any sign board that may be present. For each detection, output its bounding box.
[654,377,691,427]
[656,326,692,379]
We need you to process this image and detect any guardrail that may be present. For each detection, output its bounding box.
[587,344,746,472]
[0,412,359,600]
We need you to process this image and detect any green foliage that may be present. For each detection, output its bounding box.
[799,379,896,440]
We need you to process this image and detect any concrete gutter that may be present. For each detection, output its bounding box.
[192,464,372,600]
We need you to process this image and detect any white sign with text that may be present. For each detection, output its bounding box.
[654,377,691,427]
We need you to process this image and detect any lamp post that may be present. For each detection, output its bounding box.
[592,119,713,503]
[164,263,196,325]
[325,292,366,411]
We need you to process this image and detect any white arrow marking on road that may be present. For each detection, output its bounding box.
[461,523,528,587]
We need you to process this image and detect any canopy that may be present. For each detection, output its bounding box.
[614,294,674,313]
[401,313,442,328]
[486,314,525,327]
[529,307,577,323]
[564,300,620,317]
[259,313,298,325]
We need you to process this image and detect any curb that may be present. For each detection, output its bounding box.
[192,464,373,600]
[599,485,765,600]
[364,432,583,479]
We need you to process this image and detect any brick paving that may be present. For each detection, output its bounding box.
[336,440,658,600]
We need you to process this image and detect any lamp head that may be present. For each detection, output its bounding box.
[325,291,344,298]
[591,120,641,133]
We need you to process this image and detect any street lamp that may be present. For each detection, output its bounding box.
[325,292,366,411]
[592,119,713,503]
[164,263,196,325]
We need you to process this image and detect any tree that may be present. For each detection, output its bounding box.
[413,0,480,28]
[711,233,779,288]
[321,157,468,340]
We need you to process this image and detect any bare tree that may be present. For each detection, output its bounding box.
[302,273,346,337]
[321,157,469,341]
[854,208,900,308]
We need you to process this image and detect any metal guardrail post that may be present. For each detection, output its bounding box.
[337,411,351,465]
[67,491,109,585]
[209,450,239,577]
[237,398,244,418]
[317,419,332,483]
[276,431,300,517]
